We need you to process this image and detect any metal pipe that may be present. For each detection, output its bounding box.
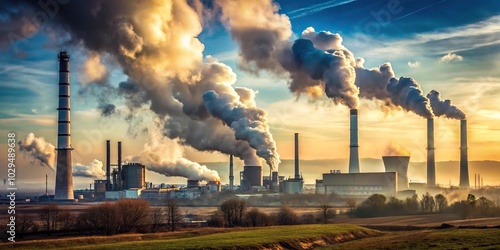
[294,133,300,179]
[229,154,234,190]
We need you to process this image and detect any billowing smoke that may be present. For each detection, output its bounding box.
[129,128,220,182]
[427,90,466,119]
[215,0,292,73]
[79,52,109,86]
[387,77,434,118]
[98,103,116,117]
[73,159,105,178]
[203,91,280,170]
[2,1,279,171]
[18,133,55,170]
[384,142,411,156]
[290,38,359,108]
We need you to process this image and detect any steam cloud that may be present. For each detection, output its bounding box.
[384,142,411,156]
[129,128,220,181]
[427,90,466,119]
[18,133,56,170]
[73,159,105,178]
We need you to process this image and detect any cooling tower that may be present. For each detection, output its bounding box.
[229,154,234,190]
[349,109,360,173]
[427,118,436,187]
[54,51,74,200]
[382,156,410,191]
[459,119,470,188]
[294,133,300,179]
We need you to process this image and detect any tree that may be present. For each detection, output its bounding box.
[16,214,36,236]
[386,197,405,216]
[420,193,436,213]
[275,205,298,225]
[95,202,119,235]
[38,203,60,234]
[354,194,387,217]
[477,196,494,216]
[318,203,335,224]
[219,198,247,227]
[165,199,183,231]
[58,211,76,233]
[345,198,357,212]
[116,199,150,233]
[435,194,448,213]
[404,195,420,214]
[244,208,269,227]
[150,208,164,232]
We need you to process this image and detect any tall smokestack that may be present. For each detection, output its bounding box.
[294,133,300,179]
[54,51,74,200]
[229,154,234,190]
[118,141,122,172]
[427,118,436,187]
[460,119,470,188]
[349,109,360,173]
[106,140,111,191]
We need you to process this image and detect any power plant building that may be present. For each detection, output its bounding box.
[122,163,146,189]
[317,171,397,197]
[382,156,410,191]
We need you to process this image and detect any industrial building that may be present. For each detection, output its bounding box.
[317,171,397,197]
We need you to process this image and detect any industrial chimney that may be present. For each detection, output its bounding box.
[229,154,234,190]
[427,118,436,187]
[294,133,300,179]
[459,119,470,188]
[349,109,360,173]
[106,140,111,191]
[118,141,122,172]
[54,51,74,200]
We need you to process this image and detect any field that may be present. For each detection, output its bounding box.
[1,224,378,250]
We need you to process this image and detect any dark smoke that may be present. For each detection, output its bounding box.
[387,77,434,118]
[427,90,466,119]
[98,103,116,117]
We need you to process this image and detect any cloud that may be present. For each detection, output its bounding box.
[407,61,421,68]
[439,53,463,63]
[286,0,357,19]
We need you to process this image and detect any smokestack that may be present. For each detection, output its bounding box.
[118,141,122,172]
[46,174,48,196]
[427,118,436,187]
[460,119,470,188]
[294,133,300,179]
[106,140,111,191]
[229,154,234,190]
[349,109,360,173]
[54,51,74,200]
[475,173,477,189]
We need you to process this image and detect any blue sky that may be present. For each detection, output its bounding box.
[0,0,499,187]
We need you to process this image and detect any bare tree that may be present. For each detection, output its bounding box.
[165,199,183,231]
[116,199,150,233]
[16,214,36,235]
[38,203,60,234]
[150,208,164,232]
[219,198,247,227]
[275,205,298,225]
[58,211,76,234]
[420,193,436,213]
[435,194,448,213]
[96,202,119,235]
[244,208,269,227]
[318,203,335,224]
[345,198,357,212]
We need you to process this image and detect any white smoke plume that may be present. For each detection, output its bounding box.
[384,142,411,156]
[130,128,220,182]
[73,159,105,178]
[18,133,55,171]
[386,77,434,118]
[427,90,466,119]
[79,52,109,86]
[203,90,280,170]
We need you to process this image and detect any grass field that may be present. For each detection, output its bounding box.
[320,228,500,250]
[1,224,377,250]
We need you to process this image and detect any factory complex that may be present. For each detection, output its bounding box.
[48,51,474,202]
